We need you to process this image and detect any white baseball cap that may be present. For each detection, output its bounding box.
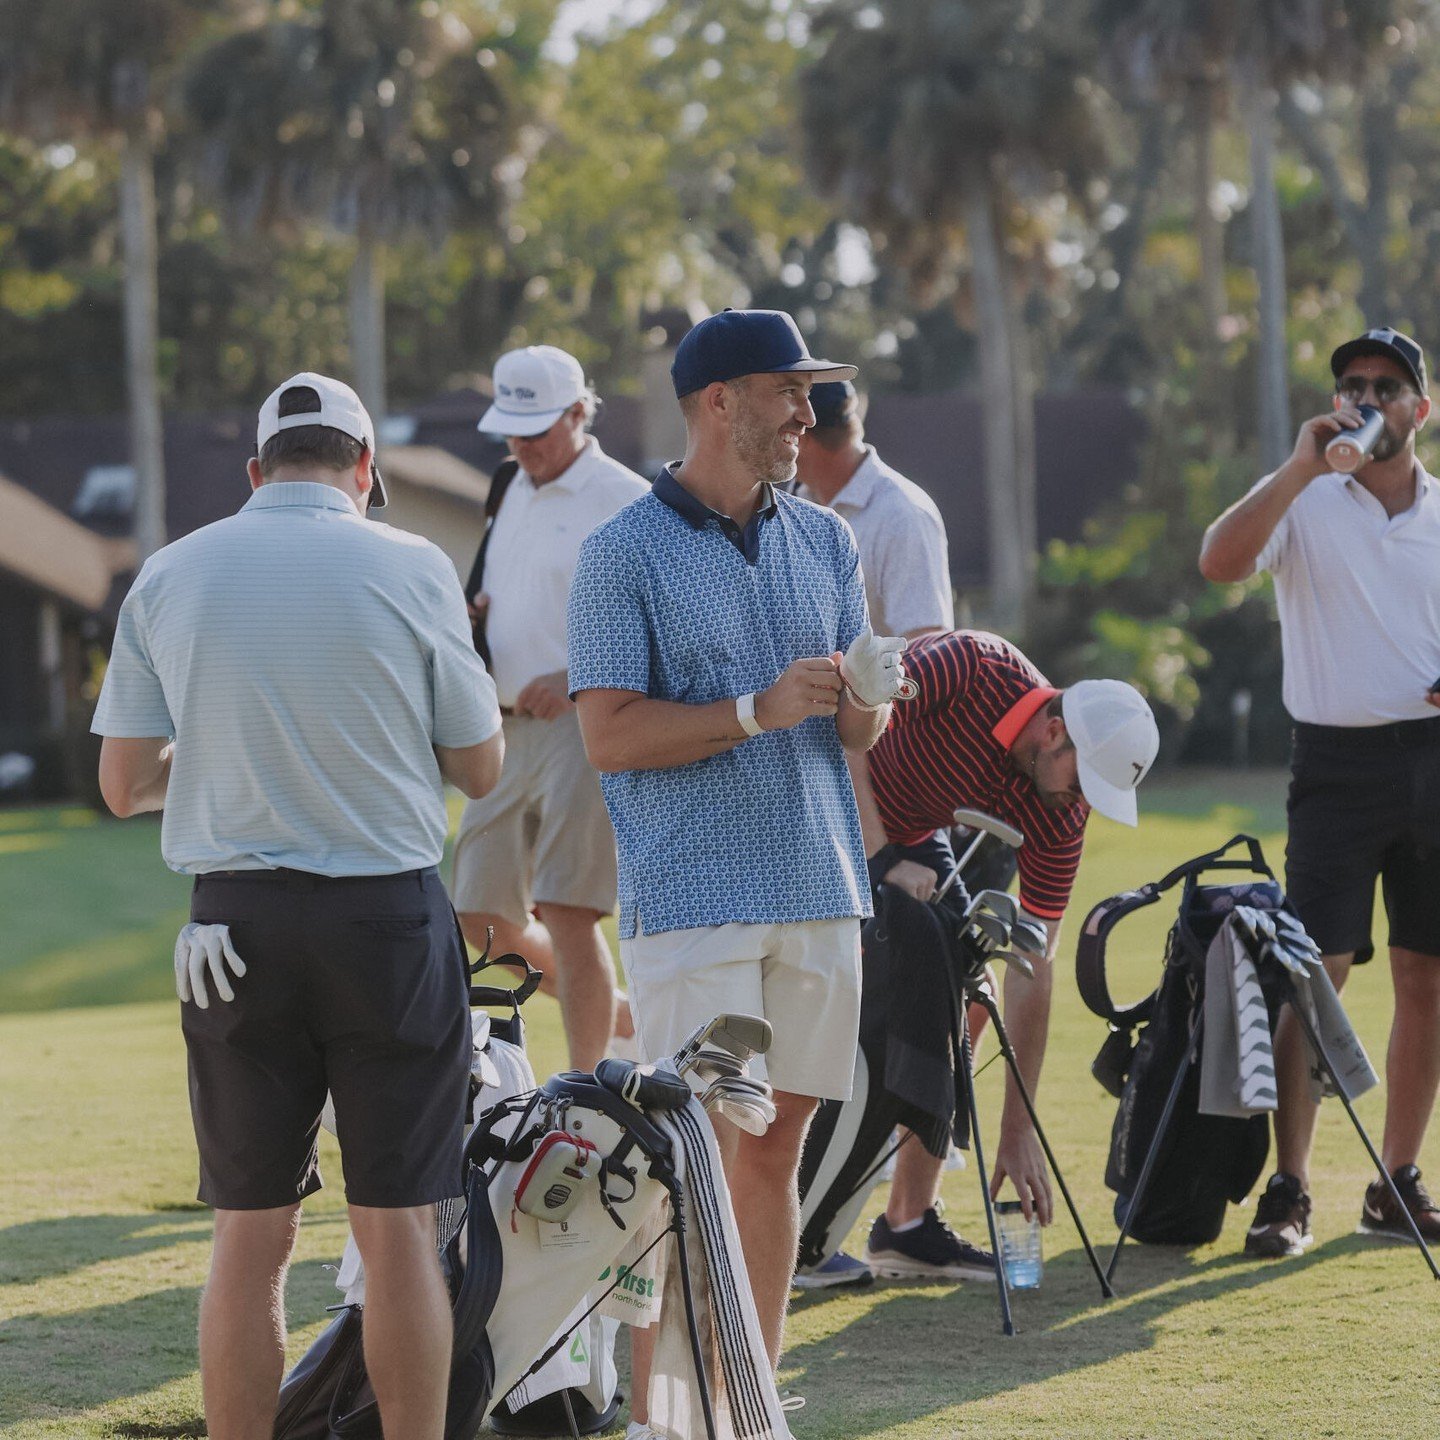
[1061,680,1160,827]
[478,345,587,438]
[256,372,386,508]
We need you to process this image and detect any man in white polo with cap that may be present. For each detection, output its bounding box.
[454,345,648,1071]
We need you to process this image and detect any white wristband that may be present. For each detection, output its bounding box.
[736,692,765,738]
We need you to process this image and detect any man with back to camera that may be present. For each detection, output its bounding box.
[567,309,908,1431]
[1200,327,1440,1256]
[847,630,1160,1269]
[453,344,647,1071]
[92,373,504,1440]
[790,378,968,1288]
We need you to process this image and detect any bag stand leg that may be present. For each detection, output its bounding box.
[957,1018,1017,1336]
[1276,977,1440,1282]
[1104,1007,1205,1288]
[669,1194,721,1440]
[968,983,1114,1300]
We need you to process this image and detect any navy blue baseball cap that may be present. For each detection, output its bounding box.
[671,309,857,398]
[808,380,858,428]
[1331,327,1427,394]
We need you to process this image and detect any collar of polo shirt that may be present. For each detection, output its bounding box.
[652,464,778,529]
[828,446,885,511]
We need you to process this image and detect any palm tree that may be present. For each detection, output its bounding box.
[183,0,515,425]
[801,0,1107,634]
[1098,1,1394,469]
[0,1,216,561]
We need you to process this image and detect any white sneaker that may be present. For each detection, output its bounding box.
[627,1423,664,1440]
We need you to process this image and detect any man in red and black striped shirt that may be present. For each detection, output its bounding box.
[850,629,1159,1271]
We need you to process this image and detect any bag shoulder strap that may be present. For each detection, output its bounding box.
[463,457,521,601]
[1075,834,1275,1027]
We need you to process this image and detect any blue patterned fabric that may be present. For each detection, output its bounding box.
[568,470,872,938]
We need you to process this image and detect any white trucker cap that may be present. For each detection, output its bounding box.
[256,372,386,508]
[478,345,587,438]
[1061,680,1159,827]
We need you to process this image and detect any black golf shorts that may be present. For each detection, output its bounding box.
[182,866,472,1210]
[1285,718,1440,964]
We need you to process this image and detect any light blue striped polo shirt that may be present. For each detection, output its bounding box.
[92,481,502,875]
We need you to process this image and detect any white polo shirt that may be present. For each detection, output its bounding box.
[796,446,954,636]
[1253,461,1440,726]
[482,437,649,707]
[93,482,502,875]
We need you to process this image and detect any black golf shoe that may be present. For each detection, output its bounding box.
[1244,1172,1313,1258]
[1359,1164,1440,1241]
[866,1206,997,1281]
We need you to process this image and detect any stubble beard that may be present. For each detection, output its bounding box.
[731,407,798,486]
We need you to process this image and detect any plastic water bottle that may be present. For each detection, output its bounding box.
[1324,404,1385,474]
[995,1201,1043,1288]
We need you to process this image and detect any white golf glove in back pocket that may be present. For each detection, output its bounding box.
[841,627,911,708]
[175,922,247,1008]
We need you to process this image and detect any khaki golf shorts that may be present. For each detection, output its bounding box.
[620,916,862,1101]
[452,711,617,925]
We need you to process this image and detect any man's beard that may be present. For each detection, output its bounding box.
[731,409,798,485]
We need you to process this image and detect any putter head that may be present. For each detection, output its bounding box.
[952,808,1025,851]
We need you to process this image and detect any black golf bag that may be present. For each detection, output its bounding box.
[796,831,1017,1272]
[1077,835,1286,1246]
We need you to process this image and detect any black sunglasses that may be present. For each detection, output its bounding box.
[1335,375,1415,405]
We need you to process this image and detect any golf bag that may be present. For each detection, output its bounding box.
[274,953,628,1440]
[1078,835,1285,1245]
[796,853,1014,1271]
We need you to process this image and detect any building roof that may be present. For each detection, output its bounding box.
[382,444,492,504]
[0,471,135,611]
[0,385,1143,597]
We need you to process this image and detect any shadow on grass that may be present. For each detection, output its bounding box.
[784,1234,1368,1437]
[0,1253,340,1428]
[0,1213,213,1286]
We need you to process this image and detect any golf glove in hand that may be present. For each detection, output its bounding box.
[174,923,247,1008]
[841,627,908,708]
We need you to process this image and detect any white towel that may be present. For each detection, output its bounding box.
[647,1102,792,1440]
[1200,919,1277,1117]
[1198,910,1377,1117]
[1294,962,1378,1104]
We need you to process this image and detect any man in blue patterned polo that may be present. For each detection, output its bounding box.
[568,310,909,1405]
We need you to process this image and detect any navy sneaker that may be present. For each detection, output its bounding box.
[791,1250,874,1290]
[865,1206,996,1282]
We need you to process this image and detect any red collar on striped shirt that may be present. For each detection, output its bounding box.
[992,686,1059,753]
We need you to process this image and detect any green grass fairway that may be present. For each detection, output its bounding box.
[2,772,1435,1438]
